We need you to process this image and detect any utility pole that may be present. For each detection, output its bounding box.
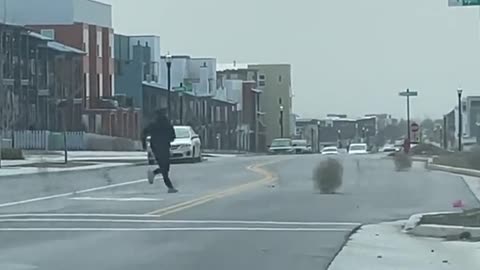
[457,88,463,152]
[0,24,4,168]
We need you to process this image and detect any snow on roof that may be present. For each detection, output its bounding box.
[46,41,85,54]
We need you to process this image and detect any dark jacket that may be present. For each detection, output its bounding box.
[143,116,176,150]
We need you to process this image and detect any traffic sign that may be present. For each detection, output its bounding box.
[399,91,418,97]
[172,86,186,93]
[411,122,419,132]
[449,0,480,6]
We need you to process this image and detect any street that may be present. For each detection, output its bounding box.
[0,154,478,270]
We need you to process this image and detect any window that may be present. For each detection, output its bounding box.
[258,74,266,87]
[110,74,114,96]
[83,28,89,54]
[98,74,103,97]
[216,106,221,121]
[85,73,90,97]
[40,29,55,40]
[97,31,103,58]
[278,75,282,82]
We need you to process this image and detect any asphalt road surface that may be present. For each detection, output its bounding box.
[0,154,478,270]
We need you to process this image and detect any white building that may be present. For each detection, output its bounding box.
[160,56,216,96]
[129,35,161,82]
[1,0,112,28]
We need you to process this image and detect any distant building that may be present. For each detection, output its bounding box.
[114,34,160,109]
[217,64,266,152]
[160,56,216,96]
[248,64,293,144]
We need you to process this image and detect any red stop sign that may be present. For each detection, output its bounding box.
[411,123,419,132]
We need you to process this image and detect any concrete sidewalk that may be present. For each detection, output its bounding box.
[1,151,147,167]
[0,162,130,177]
[329,221,480,269]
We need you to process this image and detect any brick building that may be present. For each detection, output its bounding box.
[4,0,140,139]
[142,82,237,150]
[0,23,85,132]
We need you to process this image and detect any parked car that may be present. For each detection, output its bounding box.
[292,139,312,154]
[147,125,202,164]
[348,143,368,155]
[381,144,399,153]
[321,146,339,155]
[268,138,294,155]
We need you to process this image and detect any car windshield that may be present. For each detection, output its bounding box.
[323,148,337,152]
[174,128,191,139]
[271,139,291,147]
[350,145,367,151]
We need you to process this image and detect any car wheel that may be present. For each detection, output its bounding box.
[148,159,155,165]
[195,148,202,163]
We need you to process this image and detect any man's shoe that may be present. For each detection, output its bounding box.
[168,188,178,193]
[147,169,155,184]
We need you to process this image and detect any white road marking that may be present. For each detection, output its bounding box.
[0,213,158,218]
[0,217,361,227]
[0,227,354,232]
[0,179,147,209]
[69,197,164,202]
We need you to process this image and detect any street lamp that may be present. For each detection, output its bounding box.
[166,53,172,119]
[317,120,321,153]
[457,88,463,151]
[337,129,342,148]
[279,105,284,138]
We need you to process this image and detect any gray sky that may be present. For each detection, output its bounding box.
[104,0,480,119]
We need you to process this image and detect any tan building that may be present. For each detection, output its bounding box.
[248,64,292,145]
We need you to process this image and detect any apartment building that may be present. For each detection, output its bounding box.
[248,64,292,145]
[3,0,140,138]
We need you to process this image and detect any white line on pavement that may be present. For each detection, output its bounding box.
[0,179,147,209]
[69,197,164,202]
[0,217,361,227]
[0,227,354,232]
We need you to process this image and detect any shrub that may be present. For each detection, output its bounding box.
[1,148,24,160]
[313,158,343,194]
[394,151,412,171]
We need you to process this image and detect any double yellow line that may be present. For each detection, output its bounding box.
[146,158,286,217]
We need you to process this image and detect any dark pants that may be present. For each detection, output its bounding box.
[152,145,174,189]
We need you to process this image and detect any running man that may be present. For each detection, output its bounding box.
[142,109,178,193]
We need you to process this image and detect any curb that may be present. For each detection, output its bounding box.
[410,224,480,239]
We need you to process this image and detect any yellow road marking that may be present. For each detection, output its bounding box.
[146,157,288,216]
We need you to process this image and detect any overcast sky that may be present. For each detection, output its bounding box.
[103,0,480,119]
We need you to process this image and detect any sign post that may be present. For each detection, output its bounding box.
[399,89,418,144]
[411,122,420,142]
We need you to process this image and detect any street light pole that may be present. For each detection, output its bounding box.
[442,115,448,150]
[279,105,284,138]
[457,88,463,152]
[317,120,321,153]
[166,53,172,119]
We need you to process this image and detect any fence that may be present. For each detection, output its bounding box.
[12,130,142,151]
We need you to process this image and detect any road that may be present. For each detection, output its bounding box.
[0,154,478,270]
